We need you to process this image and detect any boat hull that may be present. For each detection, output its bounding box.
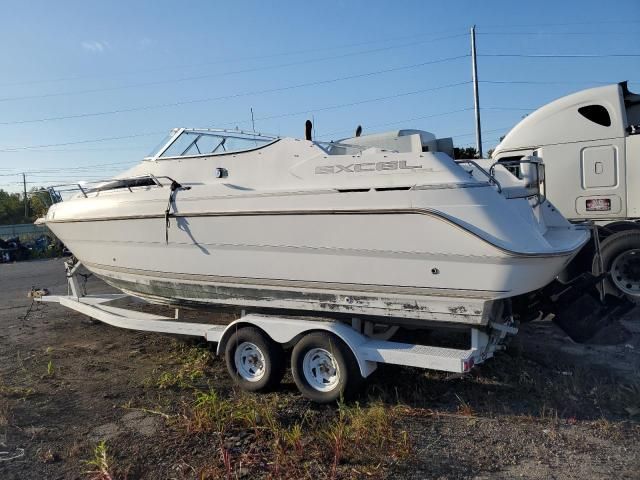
[47,211,578,326]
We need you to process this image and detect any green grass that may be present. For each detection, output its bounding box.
[146,343,213,390]
[0,384,35,398]
[186,390,411,479]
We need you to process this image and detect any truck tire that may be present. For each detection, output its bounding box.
[291,332,362,403]
[600,221,640,237]
[224,327,285,392]
[593,229,640,301]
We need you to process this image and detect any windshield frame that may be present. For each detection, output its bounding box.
[145,128,280,161]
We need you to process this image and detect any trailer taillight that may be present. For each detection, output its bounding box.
[463,358,475,372]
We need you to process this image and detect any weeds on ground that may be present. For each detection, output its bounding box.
[145,343,213,390]
[47,360,55,377]
[610,381,640,418]
[379,353,640,422]
[37,446,59,463]
[0,380,35,448]
[455,394,475,416]
[187,390,411,479]
[84,441,114,480]
[526,365,640,421]
[0,398,10,446]
[0,383,35,399]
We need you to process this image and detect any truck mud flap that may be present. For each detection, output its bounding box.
[552,294,633,344]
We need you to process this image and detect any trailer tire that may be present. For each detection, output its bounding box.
[593,230,640,301]
[224,327,285,392]
[291,332,362,403]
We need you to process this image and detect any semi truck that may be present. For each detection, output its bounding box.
[491,81,640,302]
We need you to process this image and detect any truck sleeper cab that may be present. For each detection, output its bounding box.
[491,81,640,299]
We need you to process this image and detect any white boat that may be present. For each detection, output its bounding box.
[43,126,589,327]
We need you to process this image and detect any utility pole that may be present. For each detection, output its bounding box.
[471,25,483,158]
[22,172,28,218]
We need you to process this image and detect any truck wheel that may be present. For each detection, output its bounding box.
[291,332,362,404]
[224,327,285,392]
[600,221,640,237]
[593,230,640,301]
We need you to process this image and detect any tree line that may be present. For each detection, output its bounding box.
[0,188,50,225]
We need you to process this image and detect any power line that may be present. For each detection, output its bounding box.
[450,126,512,139]
[0,146,148,154]
[482,106,533,111]
[479,20,640,28]
[28,178,115,182]
[0,132,164,152]
[32,164,137,173]
[0,33,468,103]
[0,55,469,126]
[25,171,129,177]
[0,161,139,176]
[0,28,468,88]
[479,53,640,58]
[216,81,472,130]
[317,107,474,139]
[0,79,471,151]
[481,79,638,86]
[26,164,137,174]
[477,31,640,36]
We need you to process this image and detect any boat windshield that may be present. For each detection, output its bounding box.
[148,129,278,159]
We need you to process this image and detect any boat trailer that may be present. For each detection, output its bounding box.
[34,260,518,403]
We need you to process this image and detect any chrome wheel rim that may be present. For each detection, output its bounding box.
[234,342,266,382]
[611,249,640,296]
[302,348,340,392]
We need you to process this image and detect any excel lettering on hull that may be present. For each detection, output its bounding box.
[315,161,423,175]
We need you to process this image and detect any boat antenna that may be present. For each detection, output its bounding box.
[305,120,313,141]
[355,125,362,137]
[250,107,256,132]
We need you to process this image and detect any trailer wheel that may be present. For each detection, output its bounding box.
[291,332,362,403]
[593,230,640,301]
[224,327,285,392]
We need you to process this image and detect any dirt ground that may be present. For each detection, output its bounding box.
[1,259,639,479]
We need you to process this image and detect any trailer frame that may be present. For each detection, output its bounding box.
[35,261,518,401]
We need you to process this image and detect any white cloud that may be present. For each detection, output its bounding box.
[81,40,110,53]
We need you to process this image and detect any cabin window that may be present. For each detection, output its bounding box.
[578,105,611,127]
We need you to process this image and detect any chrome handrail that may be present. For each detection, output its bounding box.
[455,159,502,192]
[32,174,177,201]
[491,158,546,205]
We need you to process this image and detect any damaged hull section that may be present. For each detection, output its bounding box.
[88,262,498,326]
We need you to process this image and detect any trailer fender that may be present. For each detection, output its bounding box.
[215,314,378,378]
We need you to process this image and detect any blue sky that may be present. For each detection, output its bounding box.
[0,0,638,191]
